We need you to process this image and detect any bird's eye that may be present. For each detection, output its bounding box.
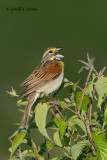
[49,50,53,53]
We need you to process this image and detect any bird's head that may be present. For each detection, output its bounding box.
[42,47,64,61]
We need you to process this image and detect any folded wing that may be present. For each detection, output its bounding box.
[19,61,62,98]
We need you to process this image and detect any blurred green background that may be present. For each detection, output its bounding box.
[0,0,107,159]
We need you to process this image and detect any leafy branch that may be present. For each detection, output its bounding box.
[8,55,107,160]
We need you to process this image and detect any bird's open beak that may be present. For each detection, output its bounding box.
[55,48,64,58]
[55,54,64,58]
[56,48,62,51]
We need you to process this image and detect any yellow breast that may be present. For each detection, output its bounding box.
[60,61,64,69]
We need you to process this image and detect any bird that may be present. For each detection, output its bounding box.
[19,47,64,125]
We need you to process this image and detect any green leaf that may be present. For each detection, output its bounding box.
[53,130,63,147]
[59,101,66,108]
[64,97,71,103]
[92,131,106,144]
[64,78,73,88]
[39,158,45,160]
[46,141,53,149]
[11,132,26,156]
[95,142,107,160]
[86,83,93,97]
[35,102,51,140]
[96,76,107,109]
[54,116,68,138]
[69,116,87,136]
[59,120,68,137]
[51,157,62,160]
[104,105,107,124]
[76,92,89,111]
[8,147,12,153]
[86,74,96,97]
[96,76,107,96]
[72,125,77,132]
[22,137,32,146]
[17,99,27,106]
[69,79,80,102]
[78,54,96,74]
[23,152,44,158]
[63,134,70,147]
[9,126,26,138]
[21,149,30,156]
[88,158,96,160]
[82,158,96,160]
[78,66,87,74]
[64,78,69,83]
[6,87,19,97]
[71,140,90,160]
[17,109,24,113]
[40,141,53,154]
[9,157,20,160]
[92,131,107,160]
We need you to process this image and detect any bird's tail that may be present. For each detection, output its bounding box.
[20,92,39,125]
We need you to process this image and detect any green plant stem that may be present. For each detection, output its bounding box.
[50,106,91,159]
[89,67,106,122]
[77,113,95,152]
[71,82,83,91]
[78,59,99,76]
[64,104,77,114]
[92,67,99,76]
[48,152,50,160]
[54,104,65,119]
[47,95,58,103]
[67,131,76,143]
[62,103,95,152]
[74,131,85,140]
[78,68,93,114]
[54,103,86,141]
[85,120,95,152]
[50,108,60,122]
[50,109,76,142]
[8,137,13,144]
[67,123,91,158]
[31,138,38,153]
[63,105,95,152]
[27,112,35,134]
[8,137,24,158]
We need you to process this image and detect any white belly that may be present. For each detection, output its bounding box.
[37,72,64,95]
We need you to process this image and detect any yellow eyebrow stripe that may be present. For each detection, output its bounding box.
[43,47,56,57]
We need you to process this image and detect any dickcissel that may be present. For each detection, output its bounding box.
[19,47,64,125]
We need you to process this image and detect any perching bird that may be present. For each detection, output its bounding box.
[19,47,64,125]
